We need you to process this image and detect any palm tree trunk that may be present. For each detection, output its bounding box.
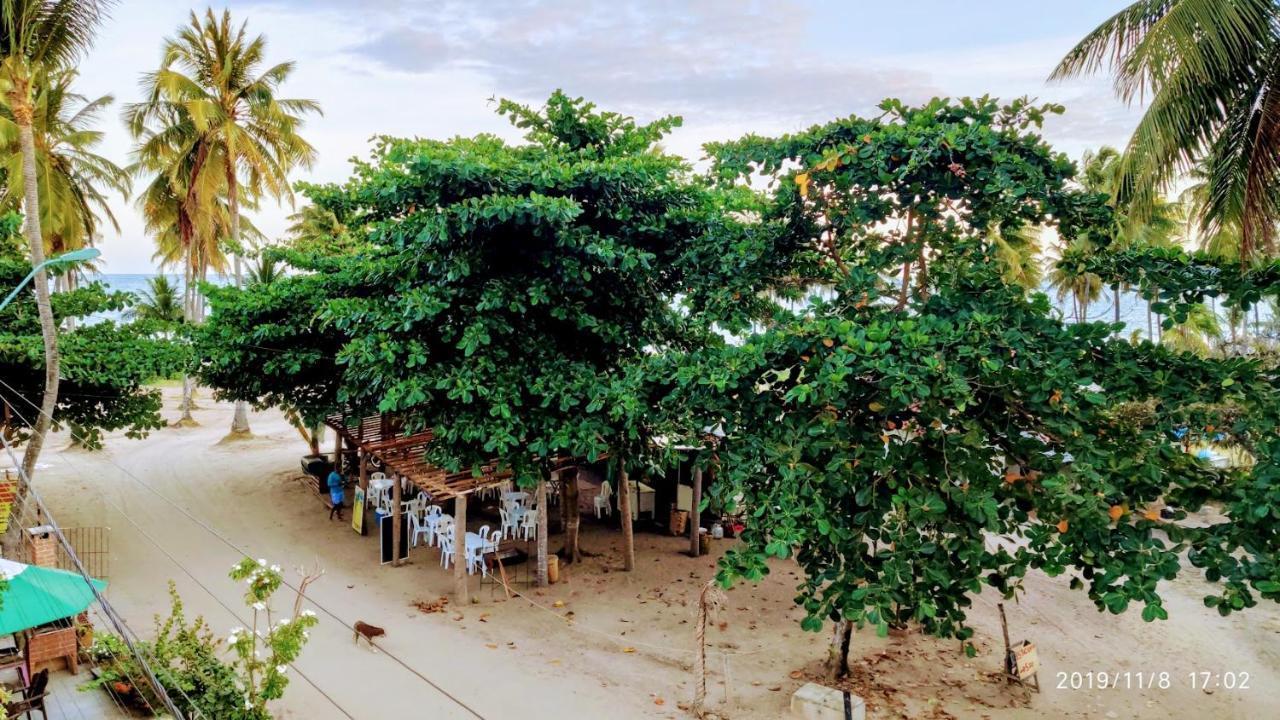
[227,161,252,437]
[1113,285,1121,328]
[177,261,197,426]
[14,104,59,481]
[1146,300,1153,341]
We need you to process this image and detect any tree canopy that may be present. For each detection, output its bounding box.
[196,92,734,478]
[195,94,1280,661]
[0,249,186,448]
[670,97,1280,651]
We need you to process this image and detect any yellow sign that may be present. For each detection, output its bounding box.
[352,488,365,535]
[1011,641,1039,680]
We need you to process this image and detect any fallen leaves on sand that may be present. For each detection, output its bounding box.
[622,647,637,654]
[412,596,449,614]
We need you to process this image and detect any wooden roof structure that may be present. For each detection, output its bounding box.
[324,412,584,500]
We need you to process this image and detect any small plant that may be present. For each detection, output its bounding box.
[80,560,320,718]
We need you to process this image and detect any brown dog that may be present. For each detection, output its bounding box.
[353,621,385,650]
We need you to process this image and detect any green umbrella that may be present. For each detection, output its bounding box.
[0,557,107,635]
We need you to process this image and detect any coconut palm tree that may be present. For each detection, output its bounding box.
[1076,146,1182,335]
[125,275,184,326]
[990,224,1043,295]
[1161,303,1223,357]
[131,8,320,437]
[0,0,114,477]
[1049,237,1105,322]
[0,67,130,292]
[286,202,360,255]
[246,251,282,286]
[1053,0,1280,260]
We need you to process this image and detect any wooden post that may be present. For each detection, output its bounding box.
[332,427,342,474]
[618,464,635,571]
[689,465,703,557]
[536,475,550,586]
[358,451,369,500]
[998,602,1013,675]
[391,474,403,566]
[454,494,469,602]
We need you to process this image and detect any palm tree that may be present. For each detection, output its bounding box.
[990,224,1043,294]
[1077,146,1182,336]
[0,67,130,294]
[246,251,282,286]
[125,275,184,326]
[1161,303,1223,357]
[0,0,114,477]
[286,202,358,255]
[132,8,319,437]
[1053,0,1280,260]
[1049,237,1105,322]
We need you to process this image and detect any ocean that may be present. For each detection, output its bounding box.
[86,273,230,324]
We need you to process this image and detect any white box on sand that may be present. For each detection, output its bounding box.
[790,682,865,720]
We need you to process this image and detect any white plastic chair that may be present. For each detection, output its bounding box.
[594,481,613,518]
[434,515,454,553]
[409,512,433,548]
[438,531,455,569]
[499,507,520,539]
[423,505,443,546]
[519,506,538,540]
[484,527,502,553]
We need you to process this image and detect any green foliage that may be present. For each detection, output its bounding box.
[1054,0,1280,258]
[671,97,1280,647]
[124,275,184,326]
[0,259,185,447]
[197,91,730,478]
[83,561,317,719]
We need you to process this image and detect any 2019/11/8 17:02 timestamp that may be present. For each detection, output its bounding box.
[1055,671,1251,691]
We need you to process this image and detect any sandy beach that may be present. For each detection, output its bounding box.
[31,386,1280,719]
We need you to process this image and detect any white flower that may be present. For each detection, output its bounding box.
[276,664,287,674]
[227,634,239,645]
[300,609,316,618]
[303,631,310,639]
[244,698,253,709]
[252,601,266,611]
[277,618,290,626]
[257,558,267,566]
[270,564,281,573]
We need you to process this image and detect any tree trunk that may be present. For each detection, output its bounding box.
[689,465,703,557]
[453,494,468,602]
[177,262,198,426]
[391,473,403,567]
[1113,284,1121,328]
[618,464,635,571]
[536,476,549,586]
[1146,300,1154,342]
[227,160,252,437]
[560,468,582,564]
[14,103,58,481]
[825,619,852,681]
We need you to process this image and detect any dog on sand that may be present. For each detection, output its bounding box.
[353,620,385,650]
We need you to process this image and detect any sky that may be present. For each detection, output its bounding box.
[74,0,1137,273]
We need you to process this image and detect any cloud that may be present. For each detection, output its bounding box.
[344,0,941,125]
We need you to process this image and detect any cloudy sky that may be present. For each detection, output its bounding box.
[76,0,1135,273]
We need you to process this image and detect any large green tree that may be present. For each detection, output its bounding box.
[194,93,735,568]
[677,97,1280,677]
[0,251,186,449]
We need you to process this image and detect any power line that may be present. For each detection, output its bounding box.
[0,377,485,719]
[0,396,352,720]
[0,433,186,719]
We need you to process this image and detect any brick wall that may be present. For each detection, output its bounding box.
[27,625,78,673]
[25,526,58,568]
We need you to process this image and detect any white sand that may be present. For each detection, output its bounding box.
[31,387,1280,719]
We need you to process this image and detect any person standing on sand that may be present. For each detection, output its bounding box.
[327,468,345,521]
